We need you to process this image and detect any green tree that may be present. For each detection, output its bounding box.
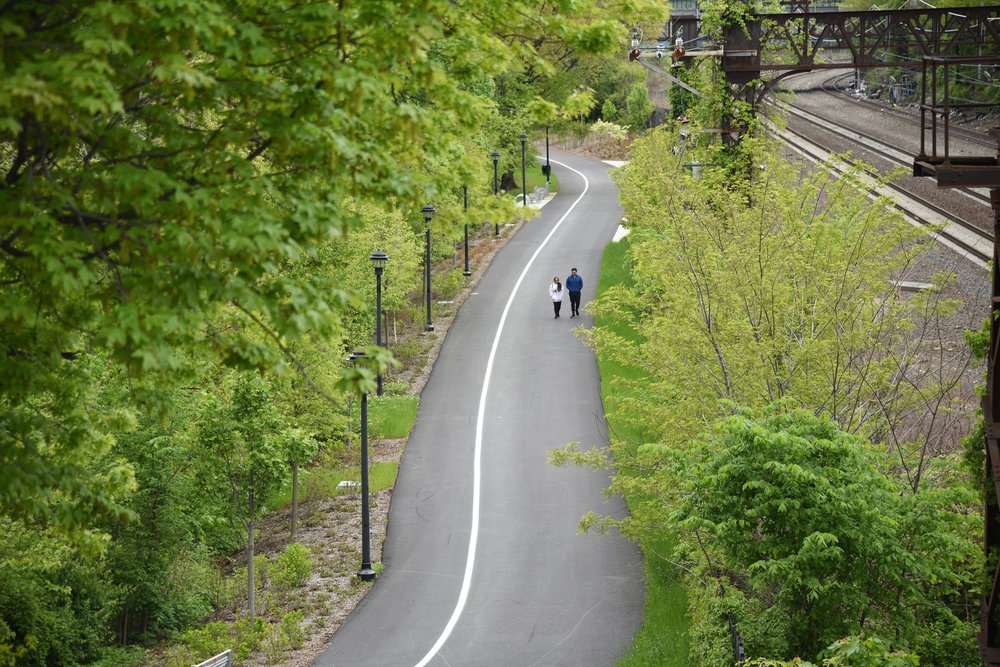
[0,521,117,666]
[750,634,920,666]
[589,126,964,452]
[623,83,654,130]
[197,373,291,620]
[0,0,672,659]
[601,98,620,122]
[563,88,599,124]
[588,54,649,121]
[673,404,976,659]
[281,429,320,541]
[0,0,662,543]
[572,118,979,664]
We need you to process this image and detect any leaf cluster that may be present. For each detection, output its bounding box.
[673,404,977,662]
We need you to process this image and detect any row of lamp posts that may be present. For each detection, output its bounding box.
[351,136,539,581]
[347,250,389,581]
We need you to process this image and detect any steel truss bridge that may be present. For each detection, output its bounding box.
[722,5,1000,83]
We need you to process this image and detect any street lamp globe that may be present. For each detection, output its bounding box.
[369,250,388,274]
[369,251,389,396]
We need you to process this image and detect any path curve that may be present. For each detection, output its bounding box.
[315,151,643,667]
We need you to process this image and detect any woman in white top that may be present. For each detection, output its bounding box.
[549,276,564,319]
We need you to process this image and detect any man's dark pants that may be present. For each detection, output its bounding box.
[569,291,581,315]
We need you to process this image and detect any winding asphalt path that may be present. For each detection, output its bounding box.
[315,151,643,667]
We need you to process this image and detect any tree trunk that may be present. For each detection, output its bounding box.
[383,310,390,352]
[290,461,298,540]
[248,476,256,620]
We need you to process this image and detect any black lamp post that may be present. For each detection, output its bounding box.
[369,250,388,397]
[490,150,500,236]
[545,126,550,185]
[349,350,376,582]
[462,185,471,277]
[421,204,435,332]
[520,133,528,209]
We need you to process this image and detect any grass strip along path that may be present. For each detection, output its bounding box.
[594,236,691,667]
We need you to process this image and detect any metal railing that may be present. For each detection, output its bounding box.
[193,649,232,667]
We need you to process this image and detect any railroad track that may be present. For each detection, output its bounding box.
[776,100,992,208]
[768,71,994,269]
[767,116,992,269]
[820,72,997,151]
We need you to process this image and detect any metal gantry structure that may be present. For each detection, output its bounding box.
[642,5,1000,108]
[722,5,1000,84]
[643,1,1000,662]
[718,4,1000,141]
[911,55,1000,663]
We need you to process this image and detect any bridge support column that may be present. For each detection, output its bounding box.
[983,182,1000,666]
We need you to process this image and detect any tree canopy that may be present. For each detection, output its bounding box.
[0,0,667,662]
[0,0,661,541]
[574,118,980,664]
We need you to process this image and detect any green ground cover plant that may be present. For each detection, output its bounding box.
[370,395,420,440]
[588,237,691,667]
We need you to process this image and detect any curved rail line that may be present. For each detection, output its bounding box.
[775,99,992,210]
[769,71,993,268]
[820,72,996,150]
[777,73,992,207]
[771,119,992,268]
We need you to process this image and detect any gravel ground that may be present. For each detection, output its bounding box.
[780,70,995,235]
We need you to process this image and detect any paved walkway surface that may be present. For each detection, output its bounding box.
[314,151,643,667]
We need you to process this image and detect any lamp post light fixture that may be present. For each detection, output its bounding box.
[490,150,500,236]
[421,204,436,332]
[520,133,528,209]
[348,350,376,582]
[369,250,388,397]
[462,185,471,277]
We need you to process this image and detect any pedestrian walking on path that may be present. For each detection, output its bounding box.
[549,276,564,319]
[566,268,583,318]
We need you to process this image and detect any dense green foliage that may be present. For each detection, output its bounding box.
[676,404,977,663]
[577,117,980,663]
[0,0,667,662]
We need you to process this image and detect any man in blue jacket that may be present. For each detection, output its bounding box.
[566,267,583,318]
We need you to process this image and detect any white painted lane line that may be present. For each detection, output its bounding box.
[413,159,591,667]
